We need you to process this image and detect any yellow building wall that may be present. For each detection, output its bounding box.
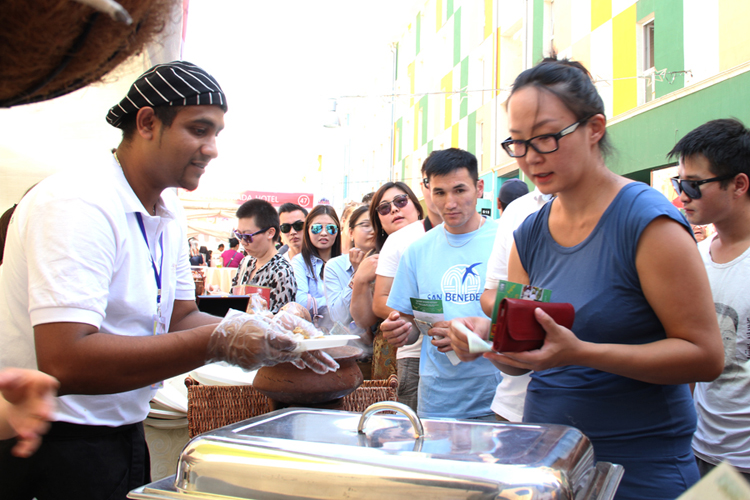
[719,0,750,71]
[612,5,637,115]
[441,71,453,130]
[591,0,612,31]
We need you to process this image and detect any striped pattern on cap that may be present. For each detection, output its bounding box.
[106,61,227,129]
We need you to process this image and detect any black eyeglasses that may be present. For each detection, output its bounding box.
[502,119,586,158]
[234,228,270,244]
[310,223,338,235]
[280,220,305,233]
[376,194,410,216]
[671,174,736,200]
[422,177,429,188]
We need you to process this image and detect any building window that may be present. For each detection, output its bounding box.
[642,19,655,103]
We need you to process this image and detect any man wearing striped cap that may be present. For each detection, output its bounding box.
[0,61,336,499]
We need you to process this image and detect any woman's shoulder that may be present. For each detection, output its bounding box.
[617,182,687,227]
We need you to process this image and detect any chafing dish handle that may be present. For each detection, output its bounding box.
[357,401,425,439]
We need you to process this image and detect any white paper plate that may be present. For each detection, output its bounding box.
[294,334,360,352]
[148,407,186,420]
[144,417,188,429]
[151,374,189,413]
[189,362,257,386]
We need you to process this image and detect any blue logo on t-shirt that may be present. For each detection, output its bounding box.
[441,263,483,304]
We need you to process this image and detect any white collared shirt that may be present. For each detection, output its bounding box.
[0,153,195,426]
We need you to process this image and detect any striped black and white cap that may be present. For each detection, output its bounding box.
[106,61,227,129]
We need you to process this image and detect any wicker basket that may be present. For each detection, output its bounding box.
[186,375,398,438]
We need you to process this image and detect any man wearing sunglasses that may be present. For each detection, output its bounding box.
[381,148,502,421]
[277,203,309,264]
[668,118,750,482]
[232,199,297,314]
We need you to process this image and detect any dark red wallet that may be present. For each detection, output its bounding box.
[491,298,575,352]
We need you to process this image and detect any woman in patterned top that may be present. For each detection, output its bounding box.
[232,199,296,313]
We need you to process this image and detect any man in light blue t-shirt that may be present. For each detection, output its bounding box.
[382,148,501,419]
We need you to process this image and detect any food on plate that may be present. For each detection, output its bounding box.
[279,302,312,323]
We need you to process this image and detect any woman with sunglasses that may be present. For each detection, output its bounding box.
[370,182,423,252]
[447,59,723,500]
[231,199,296,314]
[361,182,423,380]
[291,205,342,325]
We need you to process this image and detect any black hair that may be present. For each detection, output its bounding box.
[236,198,280,241]
[368,182,423,252]
[667,118,750,194]
[348,205,370,232]
[228,237,239,248]
[423,148,479,183]
[301,205,342,280]
[278,202,308,216]
[120,105,185,141]
[508,57,613,157]
[361,192,375,204]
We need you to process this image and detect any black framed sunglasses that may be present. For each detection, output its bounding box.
[234,227,270,244]
[310,223,338,235]
[280,220,305,233]
[422,177,429,188]
[501,118,586,158]
[670,174,736,199]
[376,193,410,216]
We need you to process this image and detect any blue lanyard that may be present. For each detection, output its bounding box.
[135,212,164,306]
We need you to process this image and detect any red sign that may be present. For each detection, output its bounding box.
[238,191,313,208]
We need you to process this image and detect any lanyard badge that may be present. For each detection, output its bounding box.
[135,212,165,390]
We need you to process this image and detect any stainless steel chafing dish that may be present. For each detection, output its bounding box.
[129,402,623,500]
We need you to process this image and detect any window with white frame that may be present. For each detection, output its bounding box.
[640,17,656,104]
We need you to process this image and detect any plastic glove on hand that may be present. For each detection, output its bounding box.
[206,309,300,370]
[291,350,339,375]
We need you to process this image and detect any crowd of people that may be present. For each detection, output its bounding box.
[0,56,748,500]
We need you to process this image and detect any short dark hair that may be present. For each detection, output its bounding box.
[236,198,280,241]
[278,202,308,216]
[228,237,239,248]
[668,118,750,194]
[361,192,375,204]
[508,57,613,157]
[423,148,479,184]
[120,105,185,141]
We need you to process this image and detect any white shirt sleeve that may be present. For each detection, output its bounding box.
[24,194,117,328]
[291,253,310,305]
[376,231,403,278]
[485,211,516,290]
[323,256,353,325]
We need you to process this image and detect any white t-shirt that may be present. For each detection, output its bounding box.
[376,219,427,359]
[0,154,195,426]
[485,188,551,421]
[693,235,750,472]
[486,188,552,290]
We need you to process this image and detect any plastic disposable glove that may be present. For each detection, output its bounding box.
[271,310,325,338]
[271,311,339,374]
[206,310,299,370]
[207,310,339,375]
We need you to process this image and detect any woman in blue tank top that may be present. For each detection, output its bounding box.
[448,59,723,500]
